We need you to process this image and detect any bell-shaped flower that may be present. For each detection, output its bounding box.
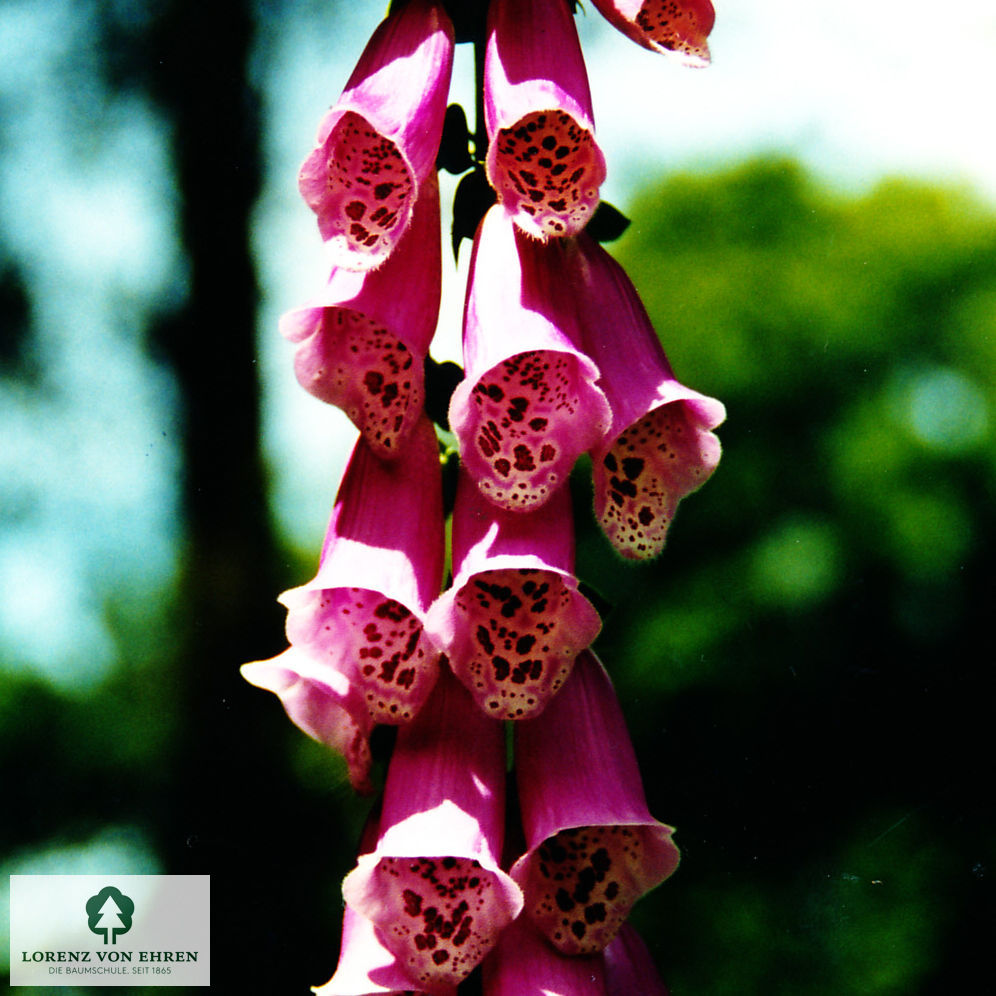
[589,0,715,67]
[484,0,607,239]
[569,233,725,559]
[281,174,442,459]
[298,0,453,270]
[313,904,455,996]
[449,206,609,512]
[342,668,523,991]
[482,916,606,996]
[425,470,600,720]
[278,415,444,727]
[241,644,374,794]
[511,651,680,955]
[603,924,669,995]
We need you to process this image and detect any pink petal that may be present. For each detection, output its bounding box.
[449,206,609,512]
[511,651,680,955]
[282,416,445,725]
[298,0,454,270]
[426,470,600,720]
[281,174,441,459]
[342,670,523,991]
[484,0,607,239]
[241,646,373,794]
[482,916,607,996]
[569,233,725,559]
[314,904,456,996]
[589,0,714,67]
[603,924,669,996]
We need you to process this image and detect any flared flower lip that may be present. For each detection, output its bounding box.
[509,652,680,952]
[274,417,445,726]
[297,0,453,269]
[483,0,607,239]
[313,904,458,996]
[241,646,374,793]
[589,0,715,68]
[425,471,601,719]
[449,207,610,511]
[278,174,442,459]
[341,671,523,991]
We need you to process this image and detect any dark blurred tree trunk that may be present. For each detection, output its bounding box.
[144,1,347,988]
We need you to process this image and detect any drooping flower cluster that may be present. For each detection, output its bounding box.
[244,0,721,992]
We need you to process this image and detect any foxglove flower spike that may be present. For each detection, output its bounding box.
[570,233,725,559]
[485,0,607,239]
[282,174,442,459]
[280,416,445,725]
[512,651,680,955]
[298,0,454,270]
[342,669,523,991]
[449,207,610,511]
[426,470,600,719]
[590,0,715,67]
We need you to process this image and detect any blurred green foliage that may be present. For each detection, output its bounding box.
[3,156,994,992]
[570,158,994,993]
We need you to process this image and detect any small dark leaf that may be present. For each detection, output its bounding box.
[440,446,460,520]
[437,103,475,175]
[452,167,496,261]
[424,355,464,430]
[585,201,631,243]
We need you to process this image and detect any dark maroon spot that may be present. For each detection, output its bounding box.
[528,417,548,431]
[622,456,645,480]
[494,457,511,477]
[639,506,655,525]
[403,889,422,916]
[513,445,535,471]
[373,182,395,200]
[584,902,607,924]
[556,888,575,911]
[345,200,365,220]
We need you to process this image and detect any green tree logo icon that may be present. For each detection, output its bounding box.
[85,886,135,944]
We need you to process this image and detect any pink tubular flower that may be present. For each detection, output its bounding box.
[278,415,444,726]
[241,645,373,793]
[298,0,453,270]
[603,924,670,996]
[482,917,606,996]
[449,206,610,512]
[485,0,607,239]
[425,470,600,720]
[281,174,442,459]
[511,651,680,955]
[314,905,457,996]
[590,0,715,67]
[569,232,725,559]
[342,669,523,992]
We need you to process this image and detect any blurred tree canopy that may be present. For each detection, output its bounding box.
[571,158,995,995]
